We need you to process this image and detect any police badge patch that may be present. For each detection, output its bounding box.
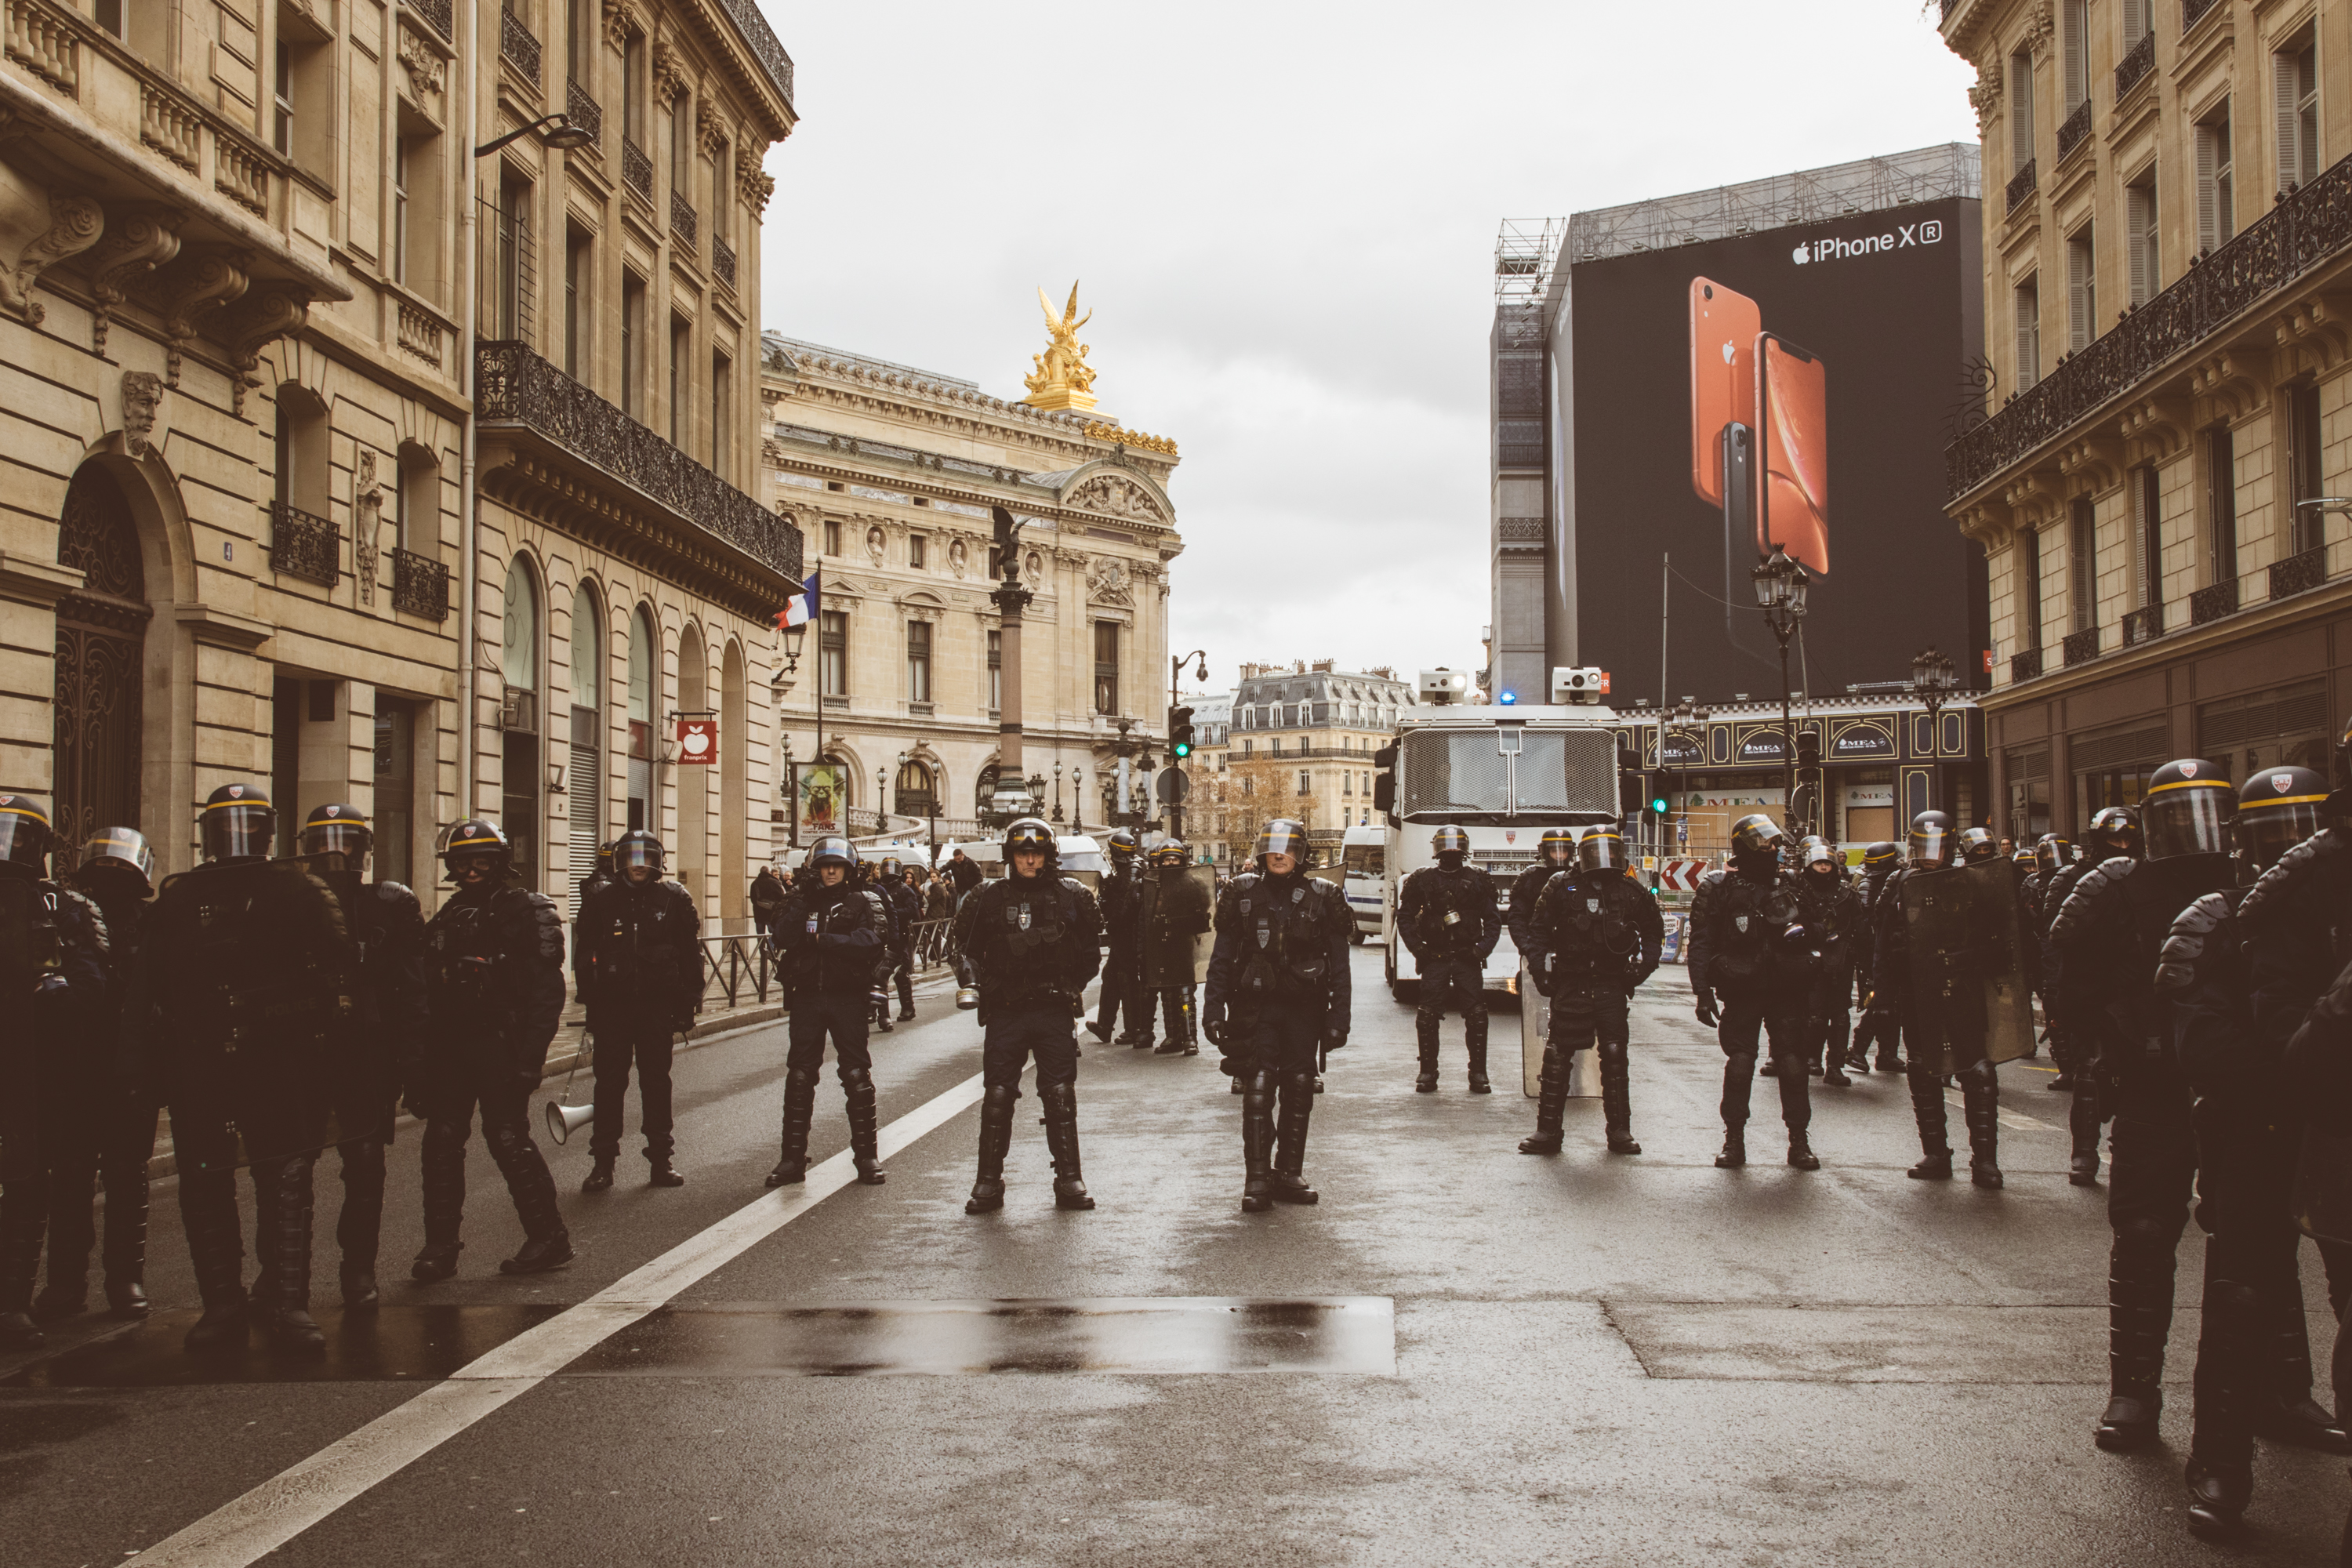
[2275,772,2297,794]
[1018,904,1032,931]
[1733,914,1749,932]
[1587,898,1601,913]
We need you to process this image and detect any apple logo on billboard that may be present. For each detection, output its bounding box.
[1721,342,1735,364]
[1791,244,1810,264]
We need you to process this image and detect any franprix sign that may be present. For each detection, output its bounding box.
[676,717,717,765]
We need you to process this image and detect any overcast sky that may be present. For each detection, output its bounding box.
[756,2,1979,695]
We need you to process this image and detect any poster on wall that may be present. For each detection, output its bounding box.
[800,763,844,837]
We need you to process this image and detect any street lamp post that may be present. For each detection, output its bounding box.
[777,619,807,848]
[1666,697,1710,858]
[1071,767,1085,834]
[1751,548,1809,834]
[1051,760,1064,825]
[1907,646,1960,826]
[877,764,888,840]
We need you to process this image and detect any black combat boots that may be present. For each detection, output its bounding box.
[966,1084,1017,1214]
[1039,1081,1094,1211]
[765,1065,818,1188]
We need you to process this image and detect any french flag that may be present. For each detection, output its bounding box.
[775,567,819,631]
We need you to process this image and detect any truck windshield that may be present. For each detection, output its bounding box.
[1397,727,1617,821]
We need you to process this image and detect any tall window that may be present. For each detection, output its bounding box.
[822,518,841,556]
[909,534,927,569]
[501,557,542,887]
[895,760,935,820]
[274,40,295,155]
[395,442,439,554]
[2067,225,2096,351]
[2126,172,2158,308]
[2061,0,2089,111]
[392,140,412,285]
[709,140,729,247]
[2069,497,2096,632]
[567,580,602,914]
[2009,48,2035,172]
[2018,524,2044,655]
[670,317,689,448]
[1093,620,1120,716]
[2131,465,2161,608]
[564,229,590,379]
[2023,272,2042,392]
[2207,425,2238,586]
[671,91,693,192]
[2198,107,2235,255]
[568,0,595,80]
[820,609,848,697]
[620,274,645,419]
[906,621,931,703]
[710,352,730,471]
[987,627,1002,713]
[623,27,647,147]
[497,175,532,341]
[626,606,652,831]
[2278,33,2320,194]
[2291,382,2326,554]
[2122,0,2151,46]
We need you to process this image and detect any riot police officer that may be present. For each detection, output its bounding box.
[1793,836,1865,1085]
[1873,811,2009,1189]
[1136,840,1212,1054]
[1847,841,1904,1074]
[1506,827,1580,967]
[2161,765,2349,1534]
[2045,809,2144,1185]
[1203,819,1352,1212]
[2019,836,2071,1086]
[411,819,571,1282]
[1087,827,1145,1044]
[0,797,109,1350]
[580,840,616,910]
[766,835,892,1189]
[1398,826,1501,1093]
[1518,826,1661,1157]
[147,784,355,1351]
[573,830,701,1192]
[281,805,426,1309]
[952,818,1105,1213]
[2051,770,2241,1457]
[35,827,156,1325]
[1687,815,1816,1170]
[877,855,921,1023]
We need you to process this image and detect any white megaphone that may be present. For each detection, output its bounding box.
[543,1029,594,1144]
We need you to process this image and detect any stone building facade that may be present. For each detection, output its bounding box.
[1189,661,1414,864]
[1943,0,2352,840]
[0,0,799,931]
[759,332,1183,849]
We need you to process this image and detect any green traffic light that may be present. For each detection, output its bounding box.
[1173,740,1192,757]
[1651,798,1668,815]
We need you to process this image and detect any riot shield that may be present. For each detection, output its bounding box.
[154,861,352,1171]
[295,855,398,1146]
[0,877,49,1184]
[1515,953,1598,1100]
[1900,861,2034,1072]
[1139,864,1216,989]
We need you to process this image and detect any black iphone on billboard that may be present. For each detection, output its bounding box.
[1719,422,1777,664]
[1756,332,1829,577]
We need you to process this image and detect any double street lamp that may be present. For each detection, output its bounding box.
[1751,547,1809,833]
[1906,647,1961,828]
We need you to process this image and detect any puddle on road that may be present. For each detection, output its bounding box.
[2,1303,565,1388]
[562,1297,1396,1377]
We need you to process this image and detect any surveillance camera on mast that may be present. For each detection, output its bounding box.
[1550,666,1611,706]
[1417,669,1472,706]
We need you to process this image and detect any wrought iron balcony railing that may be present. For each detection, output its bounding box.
[500,7,541,82]
[2114,31,2155,100]
[2122,601,2165,645]
[712,235,736,291]
[710,0,794,111]
[474,339,799,579]
[622,136,652,202]
[390,547,450,621]
[2183,0,2223,30]
[2009,648,2043,684]
[2057,98,2094,163]
[2063,626,2101,666]
[2270,543,2328,601]
[2005,158,2037,216]
[565,79,602,147]
[670,191,697,252]
[268,501,339,587]
[1950,153,2352,499]
[408,0,452,41]
[2190,577,2238,625]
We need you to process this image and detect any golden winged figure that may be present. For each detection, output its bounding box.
[1022,281,1098,408]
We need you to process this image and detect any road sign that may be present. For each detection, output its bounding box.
[1657,858,1707,892]
[1155,768,1190,804]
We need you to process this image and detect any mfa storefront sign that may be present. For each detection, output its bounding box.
[1828,719,1896,760]
[676,717,717,764]
[1733,726,1788,764]
[1842,782,1895,808]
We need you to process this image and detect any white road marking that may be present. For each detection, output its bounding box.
[127,1071,988,1568]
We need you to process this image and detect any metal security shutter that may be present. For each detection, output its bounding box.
[2199,686,2329,750]
[2071,725,2169,772]
[568,703,600,918]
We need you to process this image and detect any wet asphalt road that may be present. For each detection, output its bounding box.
[5,949,2350,1566]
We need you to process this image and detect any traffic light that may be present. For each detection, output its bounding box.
[1168,704,1196,759]
[1647,771,1671,816]
[1796,730,1822,768]
[1371,742,1398,815]
[1617,741,1642,814]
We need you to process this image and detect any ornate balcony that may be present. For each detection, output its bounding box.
[710,0,794,112]
[2009,648,2043,684]
[474,339,800,614]
[2114,31,2155,100]
[1950,154,2352,499]
[565,79,602,147]
[407,0,452,41]
[2190,577,2238,625]
[712,235,736,291]
[2270,543,2328,601]
[622,136,653,202]
[2122,601,2165,645]
[268,501,339,587]
[2056,99,2093,164]
[499,7,541,82]
[390,547,449,621]
[2005,158,2037,216]
[2183,0,2223,30]
[2063,626,2100,667]
[670,191,697,252]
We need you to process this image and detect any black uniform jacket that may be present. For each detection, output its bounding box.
[574,876,702,1033]
[421,880,567,1092]
[1528,869,1663,993]
[1203,869,1352,1033]
[774,877,891,1000]
[1396,864,1500,967]
[951,872,1104,1016]
[1688,860,1799,1000]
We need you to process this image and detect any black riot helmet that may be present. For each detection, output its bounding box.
[1798,835,1838,876]
[597,840,616,873]
[1004,817,1058,874]
[2013,846,2037,871]
[1430,824,1470,869]
[299,803,372,863]
[1106,827,1142,863]
[1861,840,1900,873]
[0,794,53,880]
[77,825,155,896]
[2143,760,2235,861]
[878,855,903,880]
[1958,826,2000,865]
[440,818,512,882]
[1907,811,1956,870]
[1257,818,1312,870]
[2085,804,2143,862]
[201,782,274,862]
[806,835,857,873]
[1578,826,1628,875]
[2034,834,2071,875]
[1538,826,1578,866]
[1148,839,1189,868]
[1728,814,1785,864]
[613,829,666,881]
[2235,765,2329,873]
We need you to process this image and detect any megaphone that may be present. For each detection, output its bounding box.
[544,1097,595,1145]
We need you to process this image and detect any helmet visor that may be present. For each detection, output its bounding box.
[2239,800,2326,870]
[1907,821,1952,868]
[300,821,371,860]
[0,808,50,873]
[82,826,155,889]
[204,802,274,860]
[1958,829,1998,864]
[1260,822,1311,862]
[2144,786,2234,860]
[1006,823,1054,853]
[1730,817,1784,858]
[1577,832,1627,873]
[614,838,665,877]
[808,836,855,868]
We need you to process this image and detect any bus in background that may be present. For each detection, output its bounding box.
[1339,823,1385,944]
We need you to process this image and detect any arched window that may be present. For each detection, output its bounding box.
[975,764,1000,818]
[566,581,603,911]
[500,556,543,884]
[626,604,654,831]
[896,758,937,820]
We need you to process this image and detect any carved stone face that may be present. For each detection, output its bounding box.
[121,371,164,452]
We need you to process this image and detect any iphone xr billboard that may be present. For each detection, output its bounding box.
[1567,194,1984,701]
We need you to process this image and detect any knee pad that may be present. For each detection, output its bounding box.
[839,1066,873,1091]
[1959,1057,1998,1091]
[982,1083,1021,1110]
[1598,1038,1628,1065]
[485,1123,536,1170]
[1724,1051,1757,1073]
[421,1119,465,1156]
[2113,1213,2180,1265]
[786,1065,821,1091]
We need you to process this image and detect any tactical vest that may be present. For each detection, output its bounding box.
[979,877,1088,1007]
[1409,867,1487,958]
[1705,873,1788,988]
[1232,874,1336,999]
[1545,877,1638,980]
[0,875,66,1000]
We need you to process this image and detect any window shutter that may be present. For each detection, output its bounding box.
[2067,235,2092,350]
[2128,185,2153,306]
[2071,506,2094,631]
[2015,281,2039,391]
[2064,0,2086,107]
[2196,125,2220,252]
[2278,50,2303,191]
[2123,0,2147,43]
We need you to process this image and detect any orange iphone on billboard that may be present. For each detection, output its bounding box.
[1689,278,1760,504]
[1757,332,1828,575]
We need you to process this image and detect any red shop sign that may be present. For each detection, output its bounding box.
[676,717,717,765]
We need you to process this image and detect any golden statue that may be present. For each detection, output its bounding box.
[1021,281,1099,412]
